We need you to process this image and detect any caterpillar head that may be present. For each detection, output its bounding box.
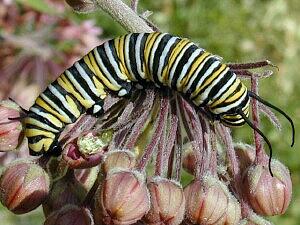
[216,91,294,146]
[209,88,250,127]
[219,103,250,127]
[215,91,295,176]
[24,116,62,156]
[25,130,62,156]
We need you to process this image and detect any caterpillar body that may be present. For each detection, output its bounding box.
[24,32,294,156]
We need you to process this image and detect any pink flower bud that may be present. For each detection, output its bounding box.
[62,141,105,169]
[184,175,230,225]
[182,143,196,175]
[234,143,256,172]
[43,170,87,216]
[0,100,24,151]
[243,160,292,216]
[44,204,94,225]
[102,150,136,175]
[0,159,50,214]
[95,170,150,225]
[65,0,99,13]
[74,167,99,193]
[219,195,241,225]
[143,177,185,225]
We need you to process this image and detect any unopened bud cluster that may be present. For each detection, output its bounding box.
[0,82,294,225]
[0,132,292,225]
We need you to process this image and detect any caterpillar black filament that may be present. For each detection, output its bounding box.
[23,32,295,160]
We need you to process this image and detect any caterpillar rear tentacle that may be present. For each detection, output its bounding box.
[23,32,294,158]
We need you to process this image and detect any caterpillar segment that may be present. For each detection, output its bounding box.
[25,32,290,156]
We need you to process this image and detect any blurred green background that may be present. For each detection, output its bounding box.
[0,0,299,224]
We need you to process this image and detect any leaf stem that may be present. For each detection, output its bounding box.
[95,0,153,33]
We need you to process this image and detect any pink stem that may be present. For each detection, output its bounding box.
[123,91,155,150]
[155,100,170,176]
[154,128,166,176]
[59,115,97,145]
[136,96,169,171]
[217,124,253,217]
[209,125,217,175]
[173,118,182,181]
[251,76,267,165]
[218,125,240,179]
[164,115,178,178]
[227,60,274,70]
[179,98,205,178]
[130,0,139,12]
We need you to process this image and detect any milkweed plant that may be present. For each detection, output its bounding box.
[0,0,294,224]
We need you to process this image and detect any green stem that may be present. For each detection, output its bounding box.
[95,0,153,33]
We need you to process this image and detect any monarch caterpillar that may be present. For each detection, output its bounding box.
[23,32,295,160]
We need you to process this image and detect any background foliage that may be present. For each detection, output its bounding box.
[0,0,299,224]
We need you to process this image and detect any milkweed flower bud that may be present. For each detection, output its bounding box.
[182,143,196,175]
[244,160,292,216]
[0,100,24,151]
[63,141,105,169]
[219,195,241,225]
[0,160,50,214]
[74,167,99,193]
[95,169,150,225]
[234,143,256,172]
[65,0,98,13]
[43,170,87,216]
[102,150,136,175]
[44,204,94,225]
[184,175,229,225]
[143,177,185,225]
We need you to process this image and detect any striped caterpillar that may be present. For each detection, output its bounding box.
[23,32,295,157]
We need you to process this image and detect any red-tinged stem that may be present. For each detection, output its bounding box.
[165,115,178,178]
[217,124,254,217]
[59,115,97,146]
[227,60,275,70]
[130,0,139,12]
[155,99,170,176]
[111,124,133,149]
[179,97,206,178]
[209,125,217,175]
[122,110,149,150]
[173,117,183,181]
[251,76,267,165]
[258,101,281,130]
[113,102,134,129]
[154,127,166,176]
[123,90,155,150]
[103,95,122,111]
[218,125,240,180]
[231,69,254,79]
[136,96,169,171]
